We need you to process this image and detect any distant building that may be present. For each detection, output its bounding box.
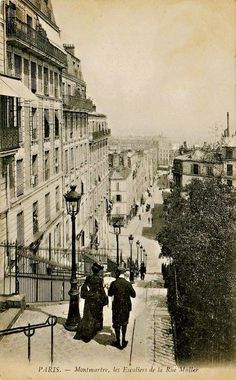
[157,134,173,169]
[172,148,223,188]
[172,136,236,189]
[109,134,174,171]
[109,150,153,224]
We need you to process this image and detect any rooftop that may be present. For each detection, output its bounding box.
[109,166,132,180]
[175,148,222,164]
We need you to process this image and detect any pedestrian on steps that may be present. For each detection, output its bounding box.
[108,267,136,349]
[140,262,146,280]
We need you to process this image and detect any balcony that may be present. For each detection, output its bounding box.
[6,17,67,68]
[0,127,19,154]
[89,129,111,142]
[63,94,96,112]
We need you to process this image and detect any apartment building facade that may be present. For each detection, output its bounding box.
[88,112,110,252]
[0,0,66,253]
[0,1,110,293]
[62,44,110,253]
[109,135,159,176]
[109,149,153,224]
[172,139,236,189]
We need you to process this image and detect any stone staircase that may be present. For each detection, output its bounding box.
[0,294,25,339]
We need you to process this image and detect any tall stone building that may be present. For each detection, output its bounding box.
[88,112,110,252]
[0,0,66,251]
[0,0,110,293]
[62,44,110,253]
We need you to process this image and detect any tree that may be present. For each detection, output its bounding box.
[158,178,235,363]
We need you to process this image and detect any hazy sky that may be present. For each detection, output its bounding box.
[52,0,236,144]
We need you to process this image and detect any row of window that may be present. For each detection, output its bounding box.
[33,188,60,234]
[17,215,62,249]
[7,53,61,98]
[15,149,60,196]
[64,146,88,174]
[62,82,85,98]
[31,108,60,141]
[15,144,104,197]
[64,113,87,141]
[191,163,233,177]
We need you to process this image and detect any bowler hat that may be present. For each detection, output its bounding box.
[91,262,104,273]
[115,266,127,277]
[117,266,126,273]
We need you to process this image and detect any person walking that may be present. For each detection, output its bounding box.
[108,267,136,349]
[74,262,108,343]
[140,262,146,280]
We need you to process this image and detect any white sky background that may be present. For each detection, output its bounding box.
[52,0,236,144]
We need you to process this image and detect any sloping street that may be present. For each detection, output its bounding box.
[0,184,176,380]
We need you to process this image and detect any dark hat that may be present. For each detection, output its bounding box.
[91,262,104,273]
[117,266,126,273]
[115,266,127,277]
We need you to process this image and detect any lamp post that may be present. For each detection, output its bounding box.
[128,234,134,282]
[136,240,140,266]
[140,245,143,263]
[144,252,147,267]
[95,241,100,262]
[142,249,146,264]
[64,185,82,331]
[113,221,121,266]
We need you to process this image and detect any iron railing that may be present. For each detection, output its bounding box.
[90,129,111,141]
[0,243,79,302]
[62,95,96,112]
[0,315,57,364]
[0,242,122,302]
[6,17,67,67]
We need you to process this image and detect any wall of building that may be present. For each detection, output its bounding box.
[0,0,64,251]
[0,0,5,73]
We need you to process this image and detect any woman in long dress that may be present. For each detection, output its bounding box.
[74,262,108,342]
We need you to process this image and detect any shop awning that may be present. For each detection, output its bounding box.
[0,76,38,101]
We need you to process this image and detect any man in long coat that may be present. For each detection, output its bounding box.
[108,267,136,349]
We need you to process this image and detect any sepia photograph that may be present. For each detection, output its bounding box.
[0,0,235,379]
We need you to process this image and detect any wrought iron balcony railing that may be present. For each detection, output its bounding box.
[6,17,67,67]
[90,129,111,141]
[63,94,96,112]
[0,127,19,152]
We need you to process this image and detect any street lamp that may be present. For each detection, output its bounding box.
[95,241,100,262]
[64,185,82,331]
[128,234,134,282]
[136,240,140,266]
[113,221,121,266]
[142,249,146,264]
[144,252,147,267]
[140,245,143,263]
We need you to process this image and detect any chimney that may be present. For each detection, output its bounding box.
[63,44,75,56]
[113,152,120,168]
